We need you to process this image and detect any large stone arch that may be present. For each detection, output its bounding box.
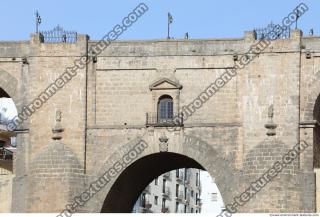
[301,74,320,212]
[302,70,320,122]
[302,74,320,168]
[0,68,19,106]
[84,132,241,213]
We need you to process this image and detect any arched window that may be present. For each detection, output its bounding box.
[158,95,173,122]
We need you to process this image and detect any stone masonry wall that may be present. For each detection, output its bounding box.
[0,30,319,212]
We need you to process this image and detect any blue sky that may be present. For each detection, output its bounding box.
[0,0,319,40]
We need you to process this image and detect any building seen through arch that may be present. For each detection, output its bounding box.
[0,88,17,212]
[132,168,224,213]
[0,88,17,173]
[0,28,319,213]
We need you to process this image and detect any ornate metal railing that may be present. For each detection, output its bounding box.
[254,22,290,40]
[40,25,77,43]
[145,113,183,127]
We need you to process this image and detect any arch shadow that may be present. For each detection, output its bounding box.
[101,152,204,213]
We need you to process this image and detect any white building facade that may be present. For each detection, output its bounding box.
[133,168,203,213]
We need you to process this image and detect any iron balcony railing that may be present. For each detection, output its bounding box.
[162,186,171,199]
[176,190,184,201]
[176,171,184,182]
[145,113,183,127]
[161,207,170,213]
[141,201,152,213]
[196,198,202,207]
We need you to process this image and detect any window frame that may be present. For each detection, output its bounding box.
[157,95,173,123]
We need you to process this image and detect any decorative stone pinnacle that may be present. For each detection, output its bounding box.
[265,105,277,136]
[52,110,64,140]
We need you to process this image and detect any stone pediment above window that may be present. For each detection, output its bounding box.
[149,78,182,90]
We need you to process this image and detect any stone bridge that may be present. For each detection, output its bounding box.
[0,29,319,213]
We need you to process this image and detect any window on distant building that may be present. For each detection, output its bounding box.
[155,177,158,185]
[191,208,194,213]
[158,95,173,122]
[176,169,179,178]
[211,193,218,202]
[162,198,166,212]
[175,202,179,213]
[196,172,199,186]
[141,193,146,208]
[184,168,188,181]
[176,184,179,197]
[162,179,166,193]
[184,187,187,200]
[184,205,187,213]
[196,193,199,205]
[154,196,158,205]
[191,190,194,197]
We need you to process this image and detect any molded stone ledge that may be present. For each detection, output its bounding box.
[300,120,320,128]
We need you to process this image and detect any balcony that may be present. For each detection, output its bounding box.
[161,207,170,213]
[140,201,152,213]
[176,190,184,201]
[195,198,202,208]
[176,172,184,182]
[184,193,191,204]
[145,113,183,127]
[162,186,171,199]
